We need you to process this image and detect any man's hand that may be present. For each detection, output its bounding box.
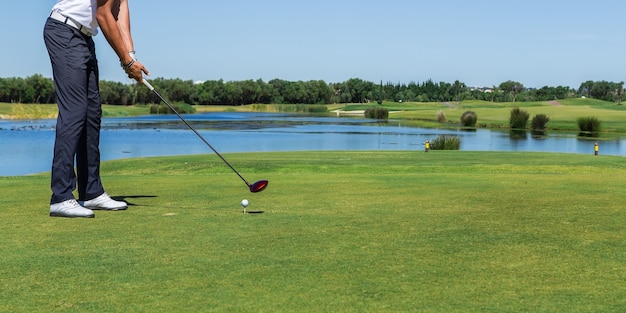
[124,59,149,82]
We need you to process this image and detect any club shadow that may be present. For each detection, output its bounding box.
[111,195,158,207]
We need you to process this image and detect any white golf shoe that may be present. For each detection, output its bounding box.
[50,199,95,218]
[80,192,128,211]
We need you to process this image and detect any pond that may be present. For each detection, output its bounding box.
[1,112,624,176]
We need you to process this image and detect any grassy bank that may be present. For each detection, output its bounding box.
[4,98,625,135]
[385,98,626,133]
[1,151,625,312]
[0,103,153,119]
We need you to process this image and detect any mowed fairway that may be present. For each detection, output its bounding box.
[1,151,625,312]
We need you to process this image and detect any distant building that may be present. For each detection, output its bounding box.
[469,86,494,93]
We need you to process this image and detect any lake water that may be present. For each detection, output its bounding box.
[1,112,624,176]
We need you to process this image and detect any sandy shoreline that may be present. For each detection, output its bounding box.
[331,109,365,116]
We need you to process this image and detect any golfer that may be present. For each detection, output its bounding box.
[44,0,149,218]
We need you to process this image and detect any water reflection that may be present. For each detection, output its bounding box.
[530,130,546,139]
[1,112,624,176]
[509,130,528,140]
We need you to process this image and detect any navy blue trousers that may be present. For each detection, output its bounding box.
[44,18,105,204]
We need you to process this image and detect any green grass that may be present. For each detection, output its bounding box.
[388,99,626,134]
[0,102,12,116]
[1,151,625,312]
[0,103,57,119]
[0,103,152,119]
[101,104,152,117]
[326,98,626,135]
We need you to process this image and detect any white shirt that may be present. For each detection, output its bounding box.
[52,0,99,35]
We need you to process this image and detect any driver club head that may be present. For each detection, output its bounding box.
[249,180,268,193]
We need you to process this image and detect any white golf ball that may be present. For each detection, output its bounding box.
[241,199,249,207]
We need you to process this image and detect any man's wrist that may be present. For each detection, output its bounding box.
[120,51,137,69]
[121,58,135,69]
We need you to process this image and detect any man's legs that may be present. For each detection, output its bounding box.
[45,18,126,213]
[74,34,127,211]
[77,39,105,202]
[45,19,97,204]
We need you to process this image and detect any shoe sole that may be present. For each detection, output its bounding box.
[50,213,95,218]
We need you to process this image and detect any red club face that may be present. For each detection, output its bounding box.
[249,180,268,193]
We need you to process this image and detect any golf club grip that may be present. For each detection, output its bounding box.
[142,79,155,91]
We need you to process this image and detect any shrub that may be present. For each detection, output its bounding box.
[531,114,550,130]
[460,111,477,127]
[510,107,529,129]
[287,104,328,113]
[430,134,461,150]
[577,117,601,136]
[251,104,268,112]
[364,107,389,119]
[150,102,196,114]
[149,104,165,114]
[304,105,328,113]
[436,110,446,123]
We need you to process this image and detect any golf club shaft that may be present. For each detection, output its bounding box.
[142,79,251,186]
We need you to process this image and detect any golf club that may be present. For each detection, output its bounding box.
[142,79,268,193]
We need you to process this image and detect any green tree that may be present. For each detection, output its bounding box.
[499,80,525,102]
[196,79,226,105]
[304,80,333,104]
[614,82,624,103]
[268,79,289,104]
[576,80,624,102]
[448,80,467,104]
[376,80,384,104]
[337,78,376,103]
[9,77,27,103]
[100,80,134,105]
[255,79,273,104]
[578,80,594,97]
[21,74,54,103]
[223,81,243,105]
[0,78,8,102]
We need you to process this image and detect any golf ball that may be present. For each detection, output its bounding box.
[241,199,249,207]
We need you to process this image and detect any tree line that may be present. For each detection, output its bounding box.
[0,74,623,105]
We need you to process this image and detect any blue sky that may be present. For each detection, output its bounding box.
[3,0,625,88]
